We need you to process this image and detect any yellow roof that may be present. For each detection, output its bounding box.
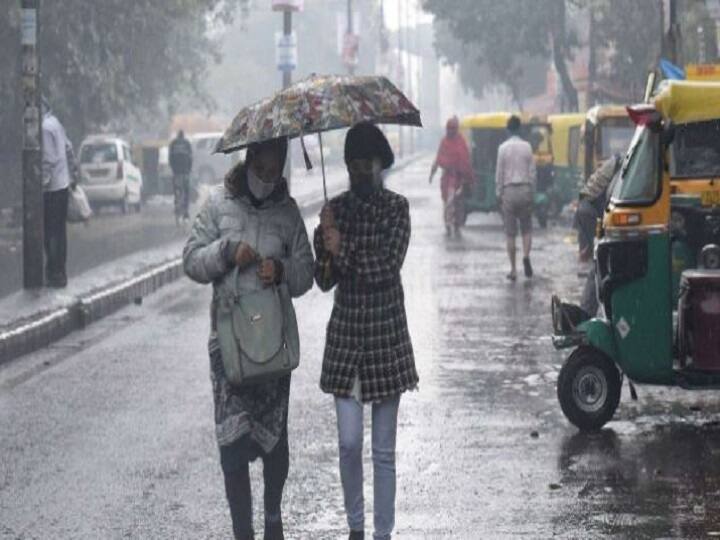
[653,80,720,124]
[460,112,548,129]
[548,113,585,129]
[586,105,628,125]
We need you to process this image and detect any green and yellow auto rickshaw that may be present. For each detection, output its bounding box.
[460,112,554,227]
[583,105,636,182]
[549,113,585,216]
[552,80,720,431]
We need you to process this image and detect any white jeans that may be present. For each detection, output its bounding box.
[335,395,401,540]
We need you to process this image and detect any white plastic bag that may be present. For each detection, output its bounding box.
[67,185,93,223]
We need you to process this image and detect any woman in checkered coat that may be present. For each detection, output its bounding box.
[314,122,419,540]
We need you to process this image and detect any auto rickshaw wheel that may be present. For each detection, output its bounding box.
[557,347,621,432]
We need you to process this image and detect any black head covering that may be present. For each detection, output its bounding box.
[344,122,395,170]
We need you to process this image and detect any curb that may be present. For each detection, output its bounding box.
[0,153,425,366]
[0,259,184,364]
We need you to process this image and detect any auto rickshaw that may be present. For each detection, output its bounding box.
[582,105,635,183]
[460,112,554,227]
[548,113,585,216]
[551,80,720,431]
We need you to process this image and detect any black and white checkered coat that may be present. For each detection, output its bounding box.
[314,188,418,402]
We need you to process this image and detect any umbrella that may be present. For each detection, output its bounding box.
[215,74,421,200]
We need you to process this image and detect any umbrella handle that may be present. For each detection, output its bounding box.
[318,132,328,202]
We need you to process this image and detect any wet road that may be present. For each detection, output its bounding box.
[2,157,720,539]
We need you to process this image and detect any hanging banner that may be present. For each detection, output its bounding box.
[276,31,298,71]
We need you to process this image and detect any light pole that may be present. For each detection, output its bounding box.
[347,0,354,75]
[21,0,43,289]
[397,0,404,158]
[273,1,301,187]
[282,10,292,90]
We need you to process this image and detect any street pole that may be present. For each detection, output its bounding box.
[282,10,292,89]
[668,0,680,65]
[347,0,354,75]
[407,0,414,155]
[21,0,44,289]
[282,9,292,188]
[397,0,404,159]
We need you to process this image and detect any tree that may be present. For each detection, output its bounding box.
[0,0,240,207]
[590,0,662,102]
[422,0,580,110]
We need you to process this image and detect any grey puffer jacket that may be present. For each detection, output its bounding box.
[183,181,314,316]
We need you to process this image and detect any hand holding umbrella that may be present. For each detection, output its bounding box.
[320,205,341,257]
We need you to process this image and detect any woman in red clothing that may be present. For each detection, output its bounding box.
[429,116,475,236]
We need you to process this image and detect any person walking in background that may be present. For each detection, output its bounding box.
[169,130,193,222]
[183,137,314,540]
[495,115,536,281]
[429,116,475,237]
[41,97,72,288]
[314,122,419,540]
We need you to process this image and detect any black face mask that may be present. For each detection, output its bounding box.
[349,172,383,200]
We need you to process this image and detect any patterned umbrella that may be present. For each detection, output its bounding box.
[215,74,422,155]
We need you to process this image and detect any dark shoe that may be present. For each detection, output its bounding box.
[235,530,254,540]
[506,272,517,282]
[523,257,533,278]
[264,520,284,540]
[349,531,364,540]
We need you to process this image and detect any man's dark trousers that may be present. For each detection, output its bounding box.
[44,187,69,286]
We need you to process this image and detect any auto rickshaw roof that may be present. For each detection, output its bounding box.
[548,113,585,129]
[586,105,629,125]
[460,112,549,129]
[653,80,720,124]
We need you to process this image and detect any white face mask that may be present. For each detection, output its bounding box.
[247,167,278,200]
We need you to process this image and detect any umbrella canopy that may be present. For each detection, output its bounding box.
[215,74,421,154]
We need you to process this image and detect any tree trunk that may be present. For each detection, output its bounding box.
[550,0,579,112]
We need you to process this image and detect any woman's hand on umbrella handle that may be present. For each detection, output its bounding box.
[258,258,281,286]
[320,205,336,229]
[323,227,341,257]
[234,242,258,269]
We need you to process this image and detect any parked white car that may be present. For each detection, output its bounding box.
[78,135,143,213]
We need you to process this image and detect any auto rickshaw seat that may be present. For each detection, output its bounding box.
[677,269,720,371]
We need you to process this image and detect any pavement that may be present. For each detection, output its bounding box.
[2,157,720,539]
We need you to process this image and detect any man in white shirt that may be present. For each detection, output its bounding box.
[42,99,72,288]
[495,115,537,281]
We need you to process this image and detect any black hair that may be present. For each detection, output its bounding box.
[507,115,521,134]
[344,122,394,170]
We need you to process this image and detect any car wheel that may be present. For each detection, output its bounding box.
[120,192,130,214]
[537,210,548,229]
[557,347,622,432]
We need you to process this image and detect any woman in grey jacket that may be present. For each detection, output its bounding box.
[183,137,313,540]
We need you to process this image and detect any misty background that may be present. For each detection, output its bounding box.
[2,0,719,211]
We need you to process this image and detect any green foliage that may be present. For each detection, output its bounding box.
[0,0,240,206]
[592,0,662,102]
[422,0,579,109]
